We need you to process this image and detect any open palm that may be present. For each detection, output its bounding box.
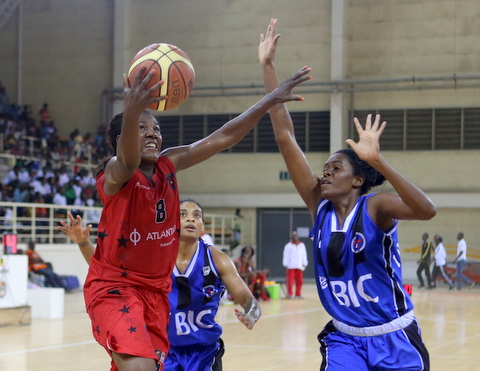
[346,114,386,162]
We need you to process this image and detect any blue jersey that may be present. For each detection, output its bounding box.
[168,241,225,347]
[311,194,413,327]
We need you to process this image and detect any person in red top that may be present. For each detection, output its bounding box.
[80,64,311,371]
[234,246,270,301]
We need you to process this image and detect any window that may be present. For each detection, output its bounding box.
[156,107,480,153]
[352,107,480,150]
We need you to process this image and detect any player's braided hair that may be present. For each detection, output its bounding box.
[335,148,386,195]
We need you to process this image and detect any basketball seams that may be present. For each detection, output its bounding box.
[128,43,195,111]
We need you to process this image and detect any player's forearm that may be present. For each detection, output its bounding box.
[262,63,296,141]
[368,155,436,220]
[78,240,95,265]
[262,63,280,93]
[244,298,261,323]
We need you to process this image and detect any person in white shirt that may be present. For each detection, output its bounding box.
[18,168,38,183]
[2,165,21,186]
[201,232,215,247]
[282,231,308,299]
[431,235,454,290]
[52,185,67,217]
[453,232,474,290]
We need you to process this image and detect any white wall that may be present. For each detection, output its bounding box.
[2,0,480,255]
[19,243,90,289]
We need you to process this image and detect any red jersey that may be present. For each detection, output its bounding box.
[84,156,180,306]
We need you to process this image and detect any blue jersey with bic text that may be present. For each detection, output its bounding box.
[168,241,225,347]
[310,194,413,327]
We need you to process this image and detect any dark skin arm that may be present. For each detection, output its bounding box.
[259,18,320,217]
[260,18,436,229]
[347,115,437,230]
[58,212,95,264]
[210,247,261,329]
[103,68,166,196]
[163,66,311,172]
[59,214,261,329]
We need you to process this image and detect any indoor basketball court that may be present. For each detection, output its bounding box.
[0,283,479,370]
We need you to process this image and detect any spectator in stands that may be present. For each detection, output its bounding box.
[76,168,96,188]
[32,192,50,239]
[19,168,38,184]
[234,246,270,301]
[72,189,90,218]
[72,178,82,199]
[42,162,55,179]
[85,198,102,229]
[31,176,51,196]
[52,185,67,217]
[0,83,9,115]
[64,179,77,205]
[39,103,50,122]
[0,183,7,201]
[43,176,58,203]
[2,164,22,190]
[12,182,30,203]
[55,166,70,187]
[26,240,68,290]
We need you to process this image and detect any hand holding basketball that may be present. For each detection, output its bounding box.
[127,43,195,111]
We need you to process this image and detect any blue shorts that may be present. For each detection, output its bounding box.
[318,319,429,371]
[164,338,225,371]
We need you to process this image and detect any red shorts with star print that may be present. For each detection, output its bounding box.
[87,286,169,371]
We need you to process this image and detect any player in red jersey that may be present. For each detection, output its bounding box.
[80,65,311,371]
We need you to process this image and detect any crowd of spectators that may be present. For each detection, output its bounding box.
[0,82,105,236]
[0,81,109,165]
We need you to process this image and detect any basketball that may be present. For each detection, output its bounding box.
[128,43,195,111]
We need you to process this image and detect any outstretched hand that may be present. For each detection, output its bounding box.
[345,114,386,163]
[271,66,312,104]
[122,67,167,117]
[259,18,280,66]
[58,212,91,244]
[234,308,257,330]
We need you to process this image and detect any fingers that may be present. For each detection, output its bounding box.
[139,69,156,90]
[345,138,356,149]
[353,117,364,134]
[377,120,387,136]
[294,66,312,79]
[353,114,386,134]
[67,212,75,224]
[133,65,147,86]
[365,113,372,130]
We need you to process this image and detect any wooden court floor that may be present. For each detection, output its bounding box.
[1,283,479,370]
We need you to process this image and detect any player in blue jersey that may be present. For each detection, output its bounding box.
[259,18,436,371]
[60,199,261,371]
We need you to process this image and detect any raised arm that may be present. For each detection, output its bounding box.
[103,68,165,195]
[259,18,321,217]
[347,114,437,227]
[163,65,311,172]
[210,248,261,330]
[58,212,95,264]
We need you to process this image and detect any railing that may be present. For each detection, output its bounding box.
[0,201,101,244]
[0,201,252,249]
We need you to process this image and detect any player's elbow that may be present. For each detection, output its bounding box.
[418,203,437,220]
